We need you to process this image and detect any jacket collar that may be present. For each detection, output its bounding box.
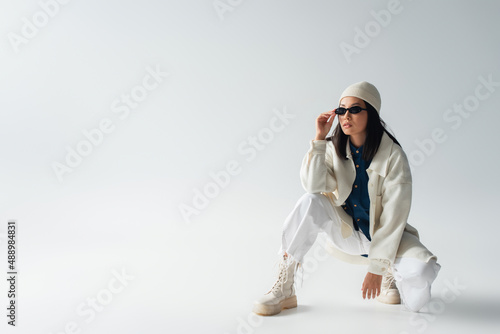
[346,131,393,177]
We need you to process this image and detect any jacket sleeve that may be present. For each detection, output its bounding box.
[300,140,337,194]
[367,149,413,276]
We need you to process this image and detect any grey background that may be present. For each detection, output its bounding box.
[1,0,499,333]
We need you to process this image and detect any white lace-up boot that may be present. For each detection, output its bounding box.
[376,266,401,304]
[253,255,299,316]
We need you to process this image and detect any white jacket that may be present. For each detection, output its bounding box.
[300,131,437,276]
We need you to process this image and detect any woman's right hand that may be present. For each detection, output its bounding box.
[315,109,336,140]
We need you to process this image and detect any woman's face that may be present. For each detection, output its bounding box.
[338,96,369,138]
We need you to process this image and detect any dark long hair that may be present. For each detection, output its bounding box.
[326,101,401,161]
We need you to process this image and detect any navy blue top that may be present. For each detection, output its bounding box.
[341,141,372,244]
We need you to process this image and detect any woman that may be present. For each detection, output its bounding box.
[253,81,441,316]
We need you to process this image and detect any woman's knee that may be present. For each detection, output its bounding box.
[395,257,440,283]
[291,192,333,222]
[297,192,327,206]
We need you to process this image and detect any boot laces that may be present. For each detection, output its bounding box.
[381,267,397,291]
[268,256,292,295]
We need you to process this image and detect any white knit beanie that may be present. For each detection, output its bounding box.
[338,81,381,114]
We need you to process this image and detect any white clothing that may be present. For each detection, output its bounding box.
[278,193,442,312]
[300,132,438,275]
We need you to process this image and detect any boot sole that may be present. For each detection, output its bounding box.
[376,294,401,304]
[253,295,297,316]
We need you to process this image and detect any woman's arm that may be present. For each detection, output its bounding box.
[361,150,412,299]
[367,149,413,275]
[300,140,337,193]
[300,110,338,194]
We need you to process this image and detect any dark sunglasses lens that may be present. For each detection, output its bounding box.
[350,106,362,114]
[335,108,346,115]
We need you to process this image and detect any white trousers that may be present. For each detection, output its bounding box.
[277,193,442,312]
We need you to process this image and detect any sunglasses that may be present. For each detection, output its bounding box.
[335,106,368,115]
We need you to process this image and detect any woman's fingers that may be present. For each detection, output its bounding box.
[363,288,372,299]
[322,110,335,117]
[361,286,381,299]
[318,111,335,123]
[326,111,336,123]
[362,272,383,300]
[315,110,336,139]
